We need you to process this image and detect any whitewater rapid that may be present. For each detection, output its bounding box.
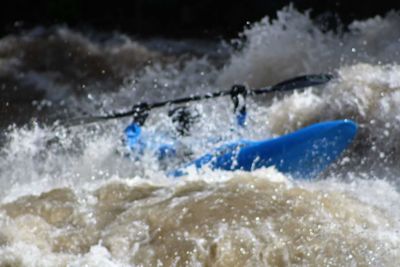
[1,6,400,266]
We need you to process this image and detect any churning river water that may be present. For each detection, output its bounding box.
[1,7,400,266]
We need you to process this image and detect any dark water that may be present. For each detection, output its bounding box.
[1,7,400,266]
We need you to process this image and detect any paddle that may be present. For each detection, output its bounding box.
[67,74,332,126]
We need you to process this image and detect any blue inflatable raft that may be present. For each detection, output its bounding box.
[125,120,357,179]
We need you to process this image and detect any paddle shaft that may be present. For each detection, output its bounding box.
[109,74,332,118]
[67,73,332,125]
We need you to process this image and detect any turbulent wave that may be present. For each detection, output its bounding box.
[218,7,400,87]
[1,6,400,266]
[0,170,399,266]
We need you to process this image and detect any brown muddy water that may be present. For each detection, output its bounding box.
[1,7,400,266]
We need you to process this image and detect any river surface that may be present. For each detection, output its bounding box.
[1,7,400,266]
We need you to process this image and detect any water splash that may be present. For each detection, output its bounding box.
[1,7,400,266]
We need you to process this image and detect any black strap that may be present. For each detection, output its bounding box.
[168,106,200,136]
[230,84,247,115]
[131,103,150,125]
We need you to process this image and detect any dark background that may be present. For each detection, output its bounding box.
[1,0,399,38]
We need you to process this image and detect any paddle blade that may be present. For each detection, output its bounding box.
[253,74,333,95]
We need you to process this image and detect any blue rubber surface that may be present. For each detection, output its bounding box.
[170,120,357,178]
